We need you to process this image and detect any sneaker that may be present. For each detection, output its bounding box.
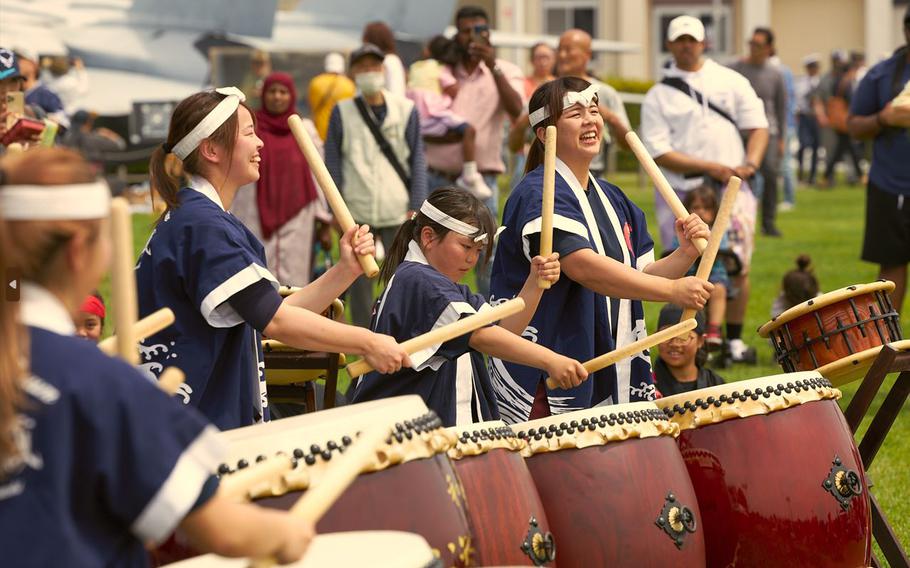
[762,226,782,237]
[778,201,794,212]
[456,172,493,201]
[728,339,757,364]
[705,331,723,350]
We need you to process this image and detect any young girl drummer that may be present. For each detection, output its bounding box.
[351,187,588,426]
[490,77,713,423]
[137,87,410,430]
[0,148,313,566]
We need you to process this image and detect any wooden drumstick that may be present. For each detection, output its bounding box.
[545,319,696,390]
[288,115,379,278]
[109,197,139,365]
[625,131,707,254]
[680,176,741,323]
[346,298,526,378]
[97,307,175,356]
[249,425,392,568]
[538,125,557,290]
[220,454,295,502]
[157,366,186,396]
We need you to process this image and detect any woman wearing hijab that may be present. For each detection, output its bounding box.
[232,72,329,286]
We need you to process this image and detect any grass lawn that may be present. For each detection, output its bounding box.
[118,174,908,559]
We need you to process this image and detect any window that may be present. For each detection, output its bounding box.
[543,1,598,38]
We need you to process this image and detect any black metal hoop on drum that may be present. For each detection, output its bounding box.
[770,290,902,372]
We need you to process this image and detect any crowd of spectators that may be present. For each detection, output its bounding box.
[2,4,908,361]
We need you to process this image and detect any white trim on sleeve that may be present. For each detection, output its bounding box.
[636,248,656,272]
[520,214,590,261]
[199,263,279,328]
[410,301,480,371]
[131,425,226,544]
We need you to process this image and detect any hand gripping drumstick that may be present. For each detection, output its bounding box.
[680,176,741,323]
[249,425,392,568]
[97,308,175,356]
[538,125,557,290]
[545,319,697,390]
[110,197,139,365]
[288,114,379,278]
[345,298,527,378]
[625,131,707,254]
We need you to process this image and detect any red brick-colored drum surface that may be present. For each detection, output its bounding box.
[657,373,872,568]
[257,456,474,567]
[453,449,554,566]
[152,397,475,567]
[514,404,706,568]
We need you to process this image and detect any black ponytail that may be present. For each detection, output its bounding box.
[524,76,594,175]
[379,187,497,283]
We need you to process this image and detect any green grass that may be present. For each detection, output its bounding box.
[121,176,908,558]
[625,173,909,563]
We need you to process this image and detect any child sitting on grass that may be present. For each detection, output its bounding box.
[771,254,820,318]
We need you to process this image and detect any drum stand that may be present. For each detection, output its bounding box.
[842,344,910,568]
[265,349,342,413]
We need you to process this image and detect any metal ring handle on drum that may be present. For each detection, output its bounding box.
[520,516,556,566]
[655,492,698,550]
[822,455,865,511]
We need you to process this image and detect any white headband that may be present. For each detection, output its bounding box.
[170,87,246,160]
[528,84,600,128]
[0,180,111,220]
[420,200,490,243]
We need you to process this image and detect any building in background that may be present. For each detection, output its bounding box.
[468,0,908,81]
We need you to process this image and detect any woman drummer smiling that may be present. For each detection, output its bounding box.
[489,77,714,422]
[137,87,410,429]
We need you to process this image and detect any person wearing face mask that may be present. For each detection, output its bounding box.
[325,43,428,328]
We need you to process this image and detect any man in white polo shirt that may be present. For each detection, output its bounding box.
[641,15,769,363]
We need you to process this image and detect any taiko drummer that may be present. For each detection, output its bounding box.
[136,87,411,430]
[0,148,315,566]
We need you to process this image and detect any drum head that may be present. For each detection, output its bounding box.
[163,531,438,567]
[447,420,526,459]
[816,339,910,386]
[215,396,455,497]
[512,401,677,455]
[757,281,895,337]
[220,396,429,461]
[655,371,839,430]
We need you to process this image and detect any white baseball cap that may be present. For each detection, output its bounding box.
[667,15,705,42]
[802,53,821,66]
[324,52,345,74]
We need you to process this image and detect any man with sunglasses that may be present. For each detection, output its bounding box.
[423,5,523,295]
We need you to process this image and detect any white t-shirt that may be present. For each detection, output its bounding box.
[640,58,768,191]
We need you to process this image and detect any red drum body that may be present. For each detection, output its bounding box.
[256,456,472,565]
[513,404,706,568]
[154,397,474,568]
[759,281,901,385]
[449,421,554,566]
[657,372,872,568]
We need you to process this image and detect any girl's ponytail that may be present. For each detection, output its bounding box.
[379,215,417,284]
[149,146,181,215]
